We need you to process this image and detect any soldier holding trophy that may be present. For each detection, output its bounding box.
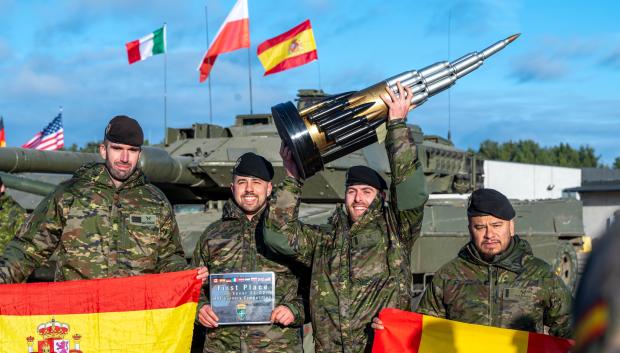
[191,153,305,353]
[263,82,428,352]
[259,34,519,352]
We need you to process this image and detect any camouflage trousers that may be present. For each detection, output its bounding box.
[203,324,302,353]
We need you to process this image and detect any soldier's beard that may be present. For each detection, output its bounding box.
[106,160,137,183]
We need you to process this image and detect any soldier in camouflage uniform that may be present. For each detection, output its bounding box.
[573,218,620,353]
[0,116,194,283]
[264,82,429,352]
[192,152,304,353]
[0,176,27,254]
[415,188,572,338]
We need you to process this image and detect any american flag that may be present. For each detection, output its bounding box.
[22,113,64,150]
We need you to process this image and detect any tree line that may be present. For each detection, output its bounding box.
[473,139,620,169]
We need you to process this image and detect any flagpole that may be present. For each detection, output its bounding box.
[247,47,254,114]
[447,11,452,141]
[317,60,323,91]
[164,23,168,145]
[205,5,213,124]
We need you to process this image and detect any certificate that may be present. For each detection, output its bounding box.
[209,272,275,325]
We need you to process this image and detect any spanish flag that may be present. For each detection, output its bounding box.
[257,19,318,76]
[0,116,5,147]
[0,270,201,353]
[372,309,573,353]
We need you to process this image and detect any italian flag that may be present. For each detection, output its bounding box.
[126,25,167,64]
[372,308,573,353]
[0,270,201,352]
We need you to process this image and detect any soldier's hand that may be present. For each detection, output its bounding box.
[371,317,384,330]
[195,266,209,282]
[279,142,301,180]
[381,81,414,121]
[271,305,295,326]
[198,304,219,328]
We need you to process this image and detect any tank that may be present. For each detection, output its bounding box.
[0,89,587,293]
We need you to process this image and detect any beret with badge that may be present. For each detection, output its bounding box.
[345,165,388,190]
[233,152,274,181]
[104,115,144,147]
[467,188,515,220]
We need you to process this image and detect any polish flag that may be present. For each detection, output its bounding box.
[197,0,249,82]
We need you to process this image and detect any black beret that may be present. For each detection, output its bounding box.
[467,188,515,220]
[233,152,274,181]
[104,115,144,147]
[345,165,387,190]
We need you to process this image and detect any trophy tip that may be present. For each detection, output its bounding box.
[506,33,521,43]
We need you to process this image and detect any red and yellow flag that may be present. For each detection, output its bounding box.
[0,270,201,353]
[0,116,6,147]
[257,19,318,76]
[372,309,574,353]
[198,0,250,82]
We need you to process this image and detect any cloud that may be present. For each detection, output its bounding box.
[33,1,193,45]
[423,0,521,37]
[301,0,332,11]
[549,37,600,58]
[3,68,73,98]
[510,54,567,82]
[508,35,610,83]
[0,39,11,61]
[600,48,620,69]
[0,0,14,11]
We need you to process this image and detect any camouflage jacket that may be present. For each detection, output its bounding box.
[191,199,304,353]
[417,236,573,338]
[0,194,26,254]
[264,120,428,353]
[0,163,187,283]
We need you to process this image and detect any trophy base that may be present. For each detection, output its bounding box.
[271,102,324,179]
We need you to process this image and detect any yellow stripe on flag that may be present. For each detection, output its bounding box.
[419,315,530,353]
[0,302,197,353]
[574,302,608,349]
[258,28,316,72]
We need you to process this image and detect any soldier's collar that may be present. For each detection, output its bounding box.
[222,199,266,224]
[464,237,525,273]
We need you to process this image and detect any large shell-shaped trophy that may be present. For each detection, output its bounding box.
[272,34,520,179]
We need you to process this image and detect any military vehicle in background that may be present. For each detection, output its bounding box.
[0,89,587,293]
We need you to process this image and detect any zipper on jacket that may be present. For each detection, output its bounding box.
[488,265,492,326]
[109,191,122,275]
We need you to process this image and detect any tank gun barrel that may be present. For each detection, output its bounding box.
[0,147,204,186]
[272,34,520,178]
[0,171,57,196]
[0,148,101,174]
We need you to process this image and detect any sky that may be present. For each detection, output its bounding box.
[0,0,618,164]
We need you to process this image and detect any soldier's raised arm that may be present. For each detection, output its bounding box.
[262,144,321,267]
[381,82,428,245]
[0,186,67,283]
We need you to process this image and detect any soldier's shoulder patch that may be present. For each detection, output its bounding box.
[129,214,158,226]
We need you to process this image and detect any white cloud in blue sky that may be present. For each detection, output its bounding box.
[0,0,618,164]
